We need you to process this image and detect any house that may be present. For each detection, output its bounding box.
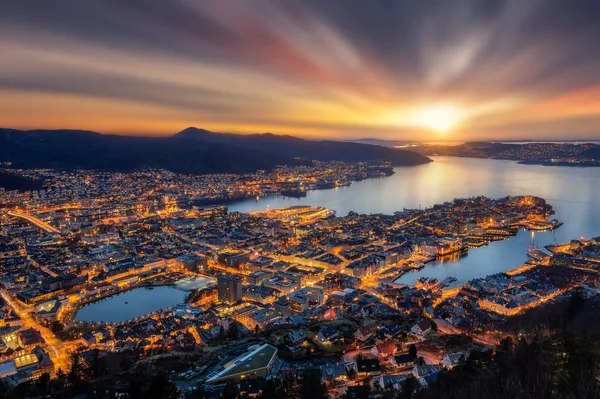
[285,330,307,351]
[356,358,381,376]
[410,320,432,338]
[315,325,338,346]
[441,352,466,369]
[371,341,397,358]
[319,362,348,382]
[412,364,441,379]
[380,324,403,339]
[379,374,407,390]
[392,353,414,369]
[354,324,376,342]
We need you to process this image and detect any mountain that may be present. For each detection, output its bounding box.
[351,138,417,148]
[0,127,431,174]
[174,127,431,166]
[0,128,304,174]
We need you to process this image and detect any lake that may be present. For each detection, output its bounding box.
[230,157,600,286]
[74,276,214,323]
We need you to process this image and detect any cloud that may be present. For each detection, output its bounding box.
[1,0,600,139]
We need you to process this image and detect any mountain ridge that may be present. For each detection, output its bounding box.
[173,127,431,166]
[0,127,431,174]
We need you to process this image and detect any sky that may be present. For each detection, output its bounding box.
[2,0,600,141]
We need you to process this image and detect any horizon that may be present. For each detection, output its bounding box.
[4,125,600,145]
[2,1,600,141]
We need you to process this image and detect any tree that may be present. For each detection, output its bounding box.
[89,348,101,377]
[498,336,514,354]
[408,344,417,360]
[144,375,179,399]
[36,372,50,393]
[430,320,438,332]
[191,383,209,399]
[357,377,371,399]
[258,379,281,399]
[567,291,585,322]
[222,381,239,399]
[228,322,239,340]
[400,375,418,399]
[281,373,298,398]
[347,366,357,381]
[299,370,327,399]
[68,353,82,385]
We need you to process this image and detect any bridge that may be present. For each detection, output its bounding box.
[7,211,60,233]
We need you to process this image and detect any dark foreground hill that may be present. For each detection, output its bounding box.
[0,128,431,174]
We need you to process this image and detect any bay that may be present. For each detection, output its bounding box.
[230,157,600,285]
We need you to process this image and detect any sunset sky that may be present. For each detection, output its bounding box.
[2,0,600,141]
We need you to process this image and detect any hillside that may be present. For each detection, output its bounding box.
[174,127,431,166]
[0,129,304,174]
[584,146,600,160]
[0,128,431,174]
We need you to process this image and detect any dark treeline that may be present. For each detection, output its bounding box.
[413,334,600,399]
[412,293,600,399]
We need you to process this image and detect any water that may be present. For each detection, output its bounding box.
[75,277,213,323]
[230,157,600,286]
[174,276,216,291]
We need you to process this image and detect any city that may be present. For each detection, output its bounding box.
[1,166,599,398]
[2,1,600,398]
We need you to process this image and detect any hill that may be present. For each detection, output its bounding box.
[0,128,304,174]
[173,127,431,166]
[0,128,431,174]
[583,146,600,160]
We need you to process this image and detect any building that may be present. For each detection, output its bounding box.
[392,354,414,369]
[354,324,376,342]
[441,352,466,369]
[218,274,243,304]
[410,320,432,338]
[218,251,250,268]
[206,344,278,384]
[315,326,339,346]
[285,330,307,351]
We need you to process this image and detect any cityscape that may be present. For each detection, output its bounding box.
[0,163,599,398]
[2,1,600,398]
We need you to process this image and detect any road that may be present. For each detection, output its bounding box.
[1,292,75,373]
[8,211,60,233]
[433,318,500,346]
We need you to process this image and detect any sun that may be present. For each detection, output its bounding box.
[411,104,463,133]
